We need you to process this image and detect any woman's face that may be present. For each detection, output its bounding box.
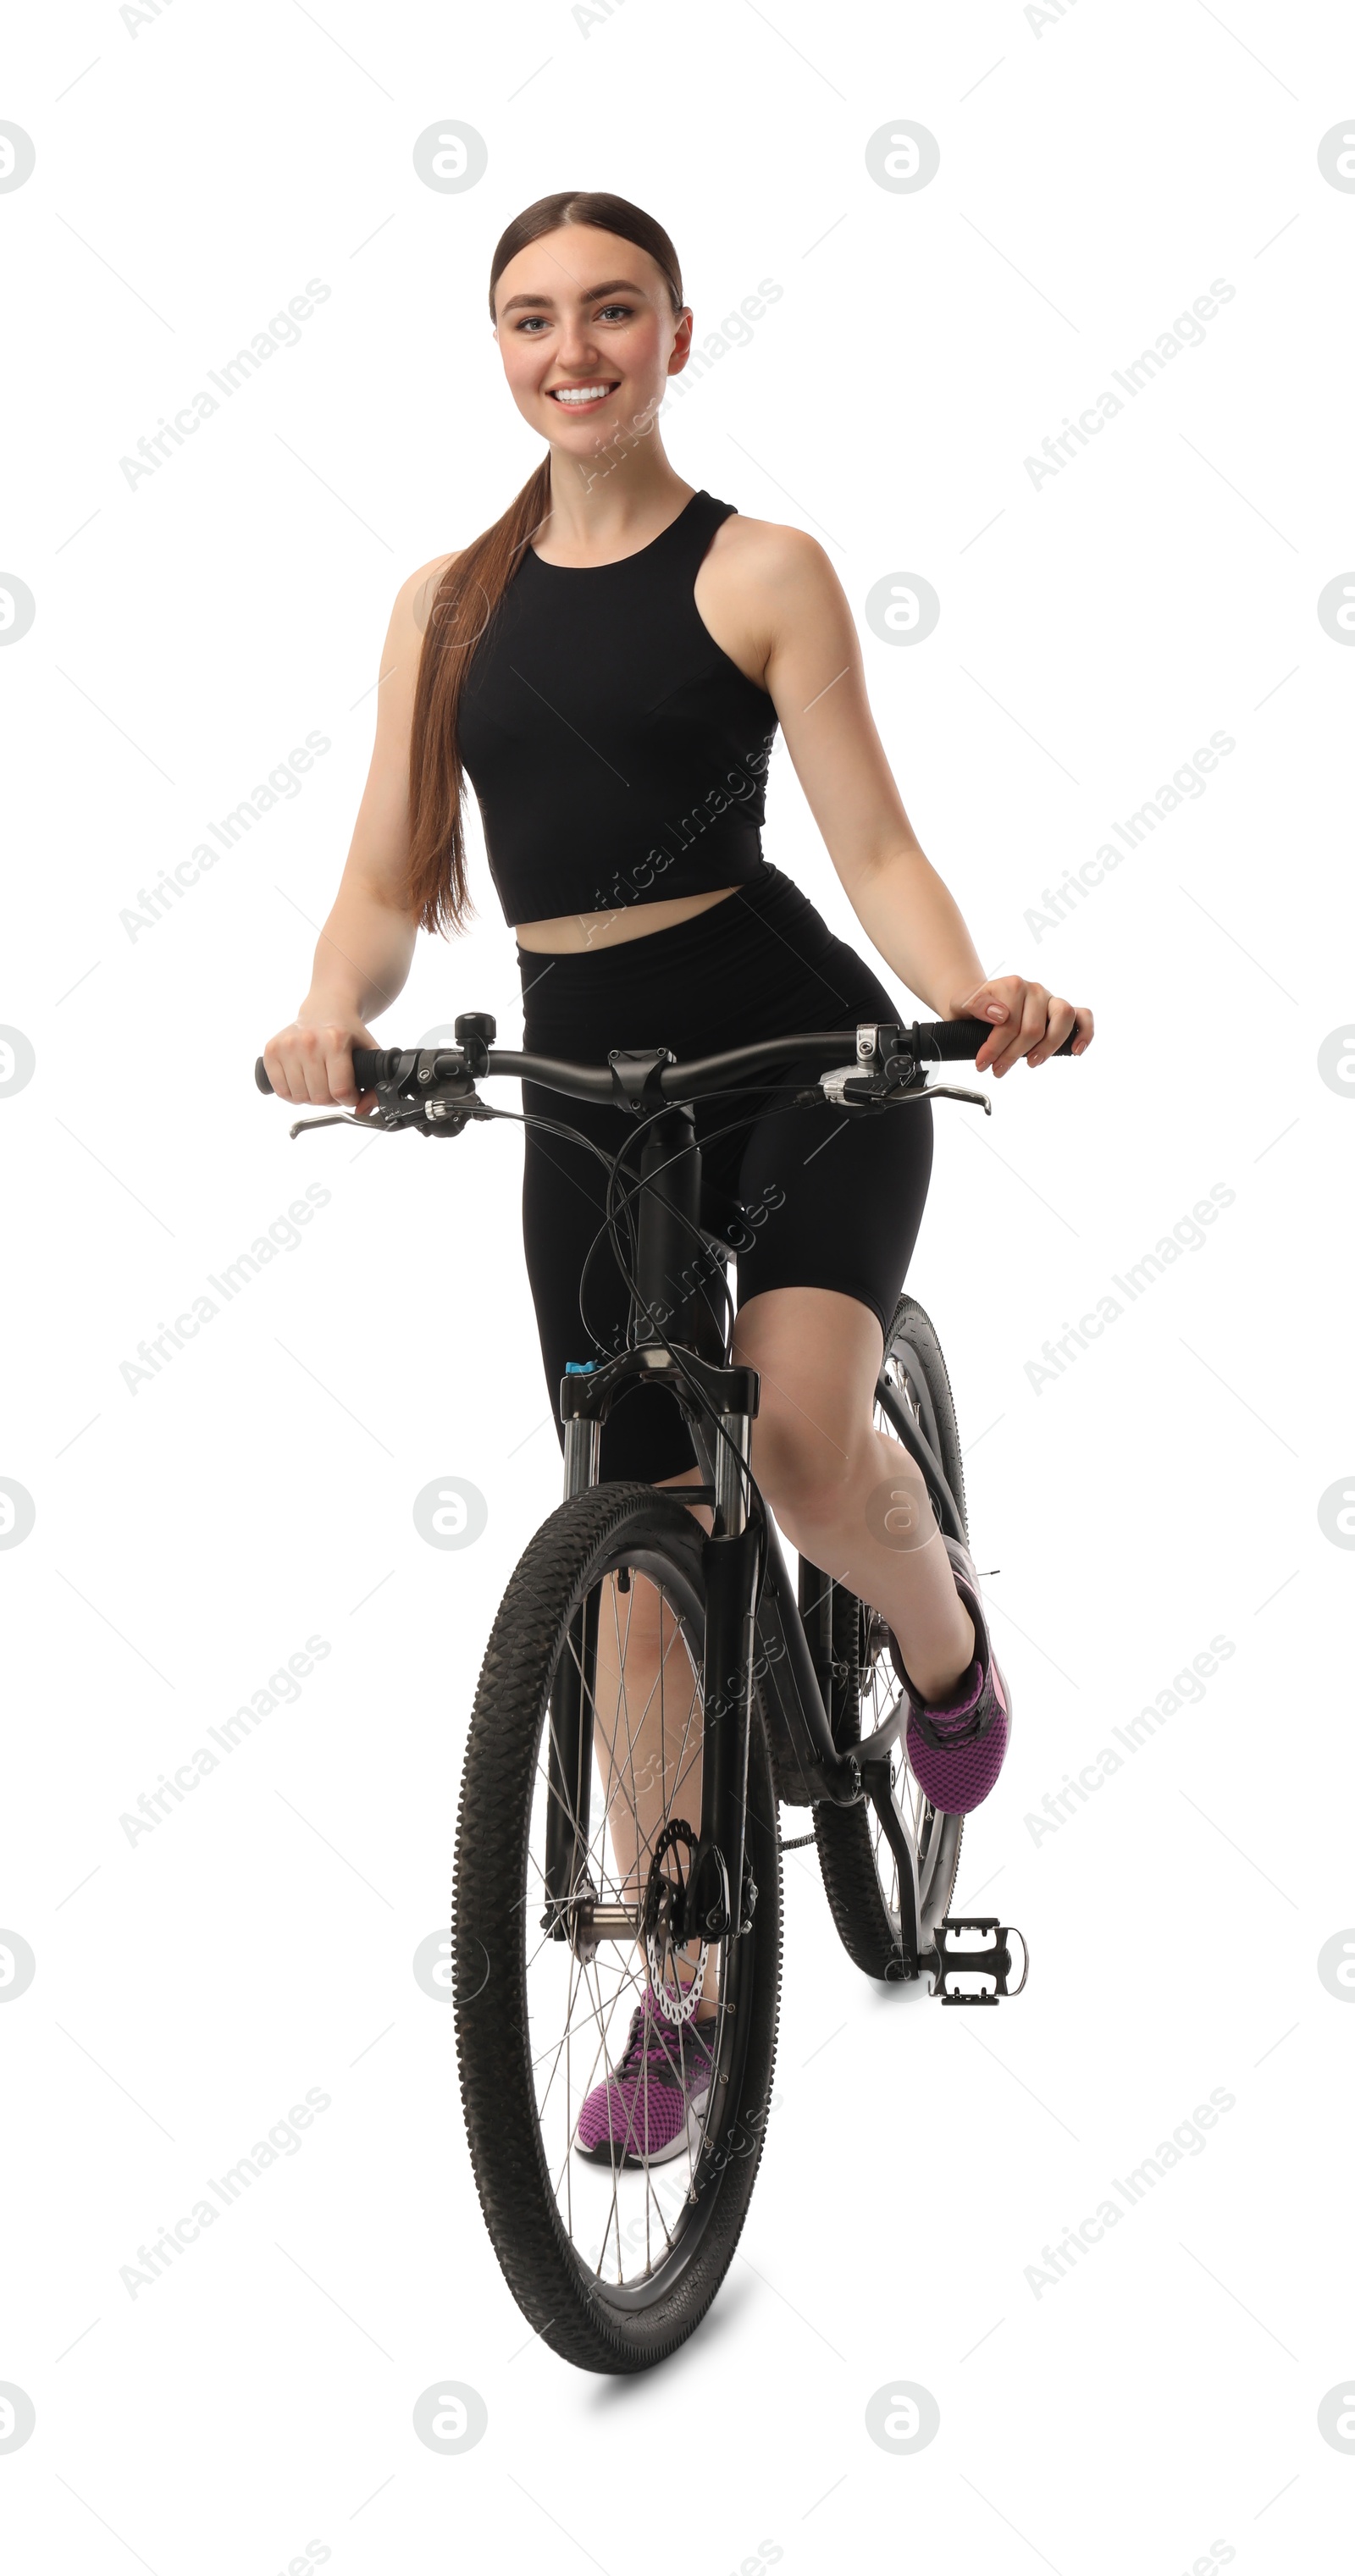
[492,225,691,452]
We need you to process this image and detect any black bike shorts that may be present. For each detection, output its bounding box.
[517,864,933,1482]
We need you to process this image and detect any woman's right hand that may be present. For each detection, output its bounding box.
[261,1016,379,1109]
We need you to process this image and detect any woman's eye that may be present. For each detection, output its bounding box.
[595,304,632,322]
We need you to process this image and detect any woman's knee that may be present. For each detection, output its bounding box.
[751,1403,858,1530]
[756,1411,932,1543]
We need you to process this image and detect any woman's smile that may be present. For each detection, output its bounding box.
[545,379,621,412]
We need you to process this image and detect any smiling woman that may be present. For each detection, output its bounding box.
[262,190,1094,2169]
[263,174,1092,1701]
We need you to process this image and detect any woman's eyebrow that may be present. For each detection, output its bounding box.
[499,278,649,313]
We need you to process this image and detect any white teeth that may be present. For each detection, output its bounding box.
[550,384,614,404]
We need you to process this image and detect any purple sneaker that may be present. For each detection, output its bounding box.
[574,1989,718,2167]
[889,1538,1012,1816]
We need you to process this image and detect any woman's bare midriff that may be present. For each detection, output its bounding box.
[513,884,739,953]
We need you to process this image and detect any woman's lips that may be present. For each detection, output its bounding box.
[545,383,619,414]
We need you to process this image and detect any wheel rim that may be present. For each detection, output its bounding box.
[856,1346,964,1942]
[853,1605,958,1939]
[521,1540,753,2309]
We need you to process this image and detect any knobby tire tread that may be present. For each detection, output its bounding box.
[812,1295,966,1978]
[452,1480,783,2374]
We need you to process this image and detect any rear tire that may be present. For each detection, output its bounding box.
[453,1481,783,2374]
[812,1294,967,1979]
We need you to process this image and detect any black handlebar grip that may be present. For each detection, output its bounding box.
[921,1018,1078,1063]
[921,1018,990,1061]
[253,1047,398,1097]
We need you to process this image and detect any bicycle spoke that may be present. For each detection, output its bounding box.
[545,1951,639,2216]
[497,1506,768,2312]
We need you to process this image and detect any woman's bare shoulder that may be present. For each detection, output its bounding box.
[708,511,836,594]
[400,549,461,636]
[369,553,462,735]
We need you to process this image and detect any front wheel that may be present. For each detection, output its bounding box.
[452,1480,783,2374]
[812,1294,966,1979]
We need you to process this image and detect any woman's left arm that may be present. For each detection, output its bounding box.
[755,528,1094,1075]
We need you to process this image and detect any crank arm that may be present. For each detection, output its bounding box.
[857,1758,922,1972]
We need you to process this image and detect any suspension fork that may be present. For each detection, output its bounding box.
[687,1410,760,1941]
[547,1059,752,1941]
[542,1414,602,1930]
[631,1104,756,1930]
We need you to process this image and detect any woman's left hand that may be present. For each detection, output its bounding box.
[953,976,1095,1075]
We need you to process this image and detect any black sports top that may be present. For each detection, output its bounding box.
[456,489,779,925]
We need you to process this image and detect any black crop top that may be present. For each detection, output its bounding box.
[456,489,780,925]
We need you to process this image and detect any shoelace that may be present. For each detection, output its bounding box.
[915,1659,990,1741]
[928,1699,985,1742]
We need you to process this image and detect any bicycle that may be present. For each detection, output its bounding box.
[255,1009,1066,2373]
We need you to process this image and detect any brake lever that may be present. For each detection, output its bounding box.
[287,1110,379,1139]
[818,1069,993,1118]
[917,1082,992,1117]
[287,1084,496,1142]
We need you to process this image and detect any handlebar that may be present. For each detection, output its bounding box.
[255,1015,1076,1107]
[923,1017,1079,1064]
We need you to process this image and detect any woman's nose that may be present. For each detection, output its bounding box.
[553,323,600,372]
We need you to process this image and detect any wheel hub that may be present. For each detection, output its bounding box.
[643,1820,710,2026]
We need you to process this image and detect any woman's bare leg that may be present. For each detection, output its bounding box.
[588,1284,971,2020]
[589,1468,719,2016]
[730,1286,975,1702]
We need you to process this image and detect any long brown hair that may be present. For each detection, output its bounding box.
[405,191,685,936]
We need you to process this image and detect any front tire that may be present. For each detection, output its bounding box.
[452,1480,783,2374]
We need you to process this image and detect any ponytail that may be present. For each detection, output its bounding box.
[405,191,683,936]
[405,456,551,935]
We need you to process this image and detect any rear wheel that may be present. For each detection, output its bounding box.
[812,1294,966,1978]
[453,1481,783,2374]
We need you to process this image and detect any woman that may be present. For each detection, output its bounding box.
[263,190,1092,2153]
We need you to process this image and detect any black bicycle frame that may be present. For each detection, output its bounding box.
[542,1097,951,1961]
[257,1009,1037,1996]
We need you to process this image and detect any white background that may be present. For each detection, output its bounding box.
[3,1,1353,2568]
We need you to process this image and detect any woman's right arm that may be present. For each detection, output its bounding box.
[262,552,456,1107]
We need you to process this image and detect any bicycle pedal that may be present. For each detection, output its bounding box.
[927,1915,1029,2005]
